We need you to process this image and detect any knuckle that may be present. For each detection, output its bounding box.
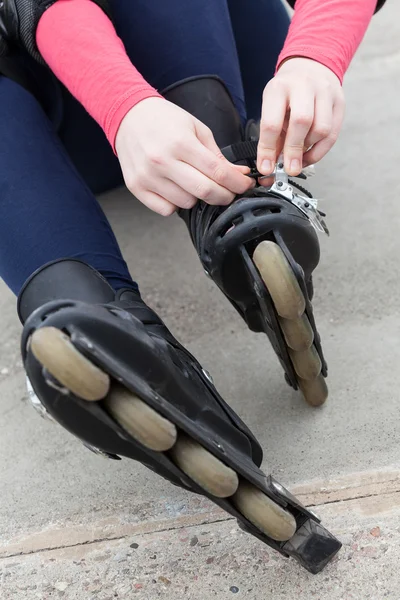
[292,113,313,127]
[180,196,197,210]
[169,137,187,155]
[147,152,165,166]
[212,165,228,185]
[195,183,213,202]
[125,174,140,193]
[285,142,304,152]
[314,123,331,138]
[319,79,332,93]
[264,78,284,94]
[260,120,281,137]
[159,204,176,217]
[328,130,339,144]
[202,126,214,141]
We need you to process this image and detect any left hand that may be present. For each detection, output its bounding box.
[257,58,345,177]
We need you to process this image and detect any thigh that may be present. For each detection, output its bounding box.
[228,0,290,119]
[110,0,247,123]
[0,76,132,295]
[58,86,124,195]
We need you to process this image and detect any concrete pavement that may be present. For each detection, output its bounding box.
[1,3,400,598]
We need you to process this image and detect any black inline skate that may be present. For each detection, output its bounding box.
[20,76,339,574]
[20,258,340,574]
[167,77,329,407]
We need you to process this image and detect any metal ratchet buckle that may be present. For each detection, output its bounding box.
[269,154,329,237]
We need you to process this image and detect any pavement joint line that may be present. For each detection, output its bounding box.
[1,469,399,560]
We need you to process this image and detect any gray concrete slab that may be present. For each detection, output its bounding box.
[1,2,400,597]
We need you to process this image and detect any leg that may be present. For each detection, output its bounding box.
[0,75,135,295]
[110,0,247,123]
[107,1,325,406]
[228,0,290,119]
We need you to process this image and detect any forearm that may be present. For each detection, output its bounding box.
[36,0,162,149]
[278,0,377,82]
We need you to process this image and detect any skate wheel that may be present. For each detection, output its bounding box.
[279,314,314,351]
[298,374,328,407]
[104,385,177,452]
[170,433,239,498]
[289,345,322,381]
[253,241,305,320]
[233,480,297,542]
[30,327,110,401]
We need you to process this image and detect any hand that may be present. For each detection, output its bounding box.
[115,97,254,216]
[257,58,345,177]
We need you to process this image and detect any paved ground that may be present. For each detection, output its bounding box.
[1,3,400,598]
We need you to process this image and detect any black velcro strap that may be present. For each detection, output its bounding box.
[222,140,258,164]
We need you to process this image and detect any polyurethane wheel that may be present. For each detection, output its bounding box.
[298,374,328,407]
[233,480,297,542]
[253,241,305,320]
[30,327,237,495]
[104,384,177,452]
[279,314,314,351]
[30,327,110,401]
[289,345,322,381]
[253,241,328,407]
[170,433,239,498]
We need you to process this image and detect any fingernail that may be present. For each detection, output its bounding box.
[290,159,300,173]
[261,160,273,174]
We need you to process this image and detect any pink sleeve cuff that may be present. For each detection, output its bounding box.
[105,87,162,153]
[276,0,376,83]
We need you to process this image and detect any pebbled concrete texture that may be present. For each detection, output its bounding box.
[1,2,400,597]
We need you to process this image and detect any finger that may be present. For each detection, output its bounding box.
[136,189,177,217]
[257,175,275,187]
[235,164,252,174]
[303,98,345,166]
[150,178,197,210]
[304,91,333,149]
[170,160,236,206]
[283,88,314,176]
[257,82,288,174]
[191,124,254,194]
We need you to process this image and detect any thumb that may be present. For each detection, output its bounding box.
[195,120,251,173]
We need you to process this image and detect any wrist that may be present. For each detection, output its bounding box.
[276,55,342,84]
[110,92,164,154]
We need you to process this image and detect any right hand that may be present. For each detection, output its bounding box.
[115,97,254,216]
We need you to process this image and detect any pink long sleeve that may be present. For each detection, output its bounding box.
[37,0,377,153]
[36,0,162,150]
[277,0,377,82]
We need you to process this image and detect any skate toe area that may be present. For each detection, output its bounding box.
[233,480,297,542]
[252,241,328,407]
[30,326,110,401]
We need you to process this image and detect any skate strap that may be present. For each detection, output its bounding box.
[222,141,307,181]
[221,141,258,164]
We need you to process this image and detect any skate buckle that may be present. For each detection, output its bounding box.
[270,155,329,237]
[291,194,330,237]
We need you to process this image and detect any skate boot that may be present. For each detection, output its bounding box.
[166,77,329,407]
[20,259,340,573]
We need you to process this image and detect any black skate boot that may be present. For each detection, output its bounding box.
[165,76,329,407]
[20,259,340,573]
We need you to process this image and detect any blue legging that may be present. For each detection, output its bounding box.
[0,0,289,296]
